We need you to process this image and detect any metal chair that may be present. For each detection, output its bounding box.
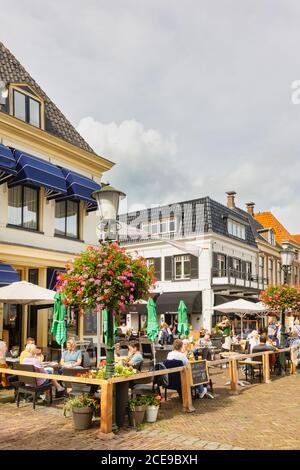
[15,364,52,409]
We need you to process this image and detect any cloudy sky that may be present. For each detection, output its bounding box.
[2,1,300,231]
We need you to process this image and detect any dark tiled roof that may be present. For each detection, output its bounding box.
[233,207,267,243]
[0,42,95,153]
[119,196,257,247]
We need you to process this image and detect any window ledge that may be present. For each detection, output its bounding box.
[54,234,84,243]
[6,224,43,234]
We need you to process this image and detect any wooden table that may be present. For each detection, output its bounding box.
[220,352,249,387]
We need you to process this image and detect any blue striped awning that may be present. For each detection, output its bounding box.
[57,168,100,211]
[0,144,17,183]
[0,263,20,287]
[10,150,67,198]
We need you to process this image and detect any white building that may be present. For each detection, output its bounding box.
[119,192,269,332]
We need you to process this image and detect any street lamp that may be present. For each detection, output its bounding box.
[92,183,126,379]
[93,183,126,243]
[279,244,296,370]
[280,245,295,284]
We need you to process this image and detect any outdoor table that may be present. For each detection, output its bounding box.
[220,352,249,387]
[42,361,59,370]
[5,357,20,364]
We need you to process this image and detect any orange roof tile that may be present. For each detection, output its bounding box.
[254,211,294,244]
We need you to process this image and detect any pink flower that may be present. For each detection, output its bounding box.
[95,279,101,285]
[81,281,86,286]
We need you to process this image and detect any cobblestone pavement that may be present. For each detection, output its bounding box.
[0,368,299,450]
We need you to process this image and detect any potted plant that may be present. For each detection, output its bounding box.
[63,395,98,431]
[145,395,161,423]
[128,396,147,427]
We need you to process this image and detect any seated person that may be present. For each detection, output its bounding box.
[126,342,143,370]
[167,339,188,365]
[182,339,194,360]
[24,345,64,393]
[20,337,44,363]
[0,340,9,388]
[248,330,260,353]
[252,334,276,354]
[60,338,82,369]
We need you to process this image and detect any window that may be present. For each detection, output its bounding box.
[268,259,274,284]
[55,200,79,239]
[232,258,241,275]
[28,269,39,285]
[259,256,265,280]
[269,230,275,247]
[146,258,154,269]
[245,261,252,280]
[142,218,176,236]
[277,261,282,284]
[8,185,39,230]
[227,219,246,240]
[174,255,191,279]
[13,89,41,128]
[295,266,299,285]
[217,254,226,276]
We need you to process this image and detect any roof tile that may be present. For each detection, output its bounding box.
[0,42,95,154]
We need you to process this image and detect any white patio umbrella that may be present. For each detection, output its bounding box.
[0,281,55,305]
[213,298,266,338]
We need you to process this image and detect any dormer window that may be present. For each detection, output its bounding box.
[227,219,246,240]
[9,84,44,129]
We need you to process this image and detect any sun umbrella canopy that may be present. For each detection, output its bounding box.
[146,297,159,342]
[51,292,67,346]
[212,299,267,314]
[0,281,55,304]
[178,300,190,337]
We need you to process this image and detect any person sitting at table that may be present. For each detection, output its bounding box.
[167,339,188,365]
[252,334,276,353]
[24,345,64,395]
[0,340,9,388]
[126,342,143,370]
[248,330,260,353]
[60,338,82,369]
[20,337,44,363]
[182,339,194,360]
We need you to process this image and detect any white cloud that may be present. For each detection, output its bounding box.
[77,117,181,209]
[3,1,300,231]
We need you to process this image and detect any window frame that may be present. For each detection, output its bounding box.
[227,218,246,240]
[217,254,226,276]
[54,199,80,240]
[9,84,44,129]
[7,184,39,231]
[142,218,177,236]
[174,254,191,280]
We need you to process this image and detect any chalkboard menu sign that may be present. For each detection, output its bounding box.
[83,310,97,335]
[190,360,209,386]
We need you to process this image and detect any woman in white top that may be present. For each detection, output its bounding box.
[248,330,260,352]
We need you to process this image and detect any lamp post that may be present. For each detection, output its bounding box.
[279,244,296,371]
[92,183,126,380]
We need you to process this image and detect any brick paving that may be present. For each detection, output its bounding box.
[0,367,299,450]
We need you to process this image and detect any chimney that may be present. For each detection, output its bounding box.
[246,202,255,216]
[226,191,236,209]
